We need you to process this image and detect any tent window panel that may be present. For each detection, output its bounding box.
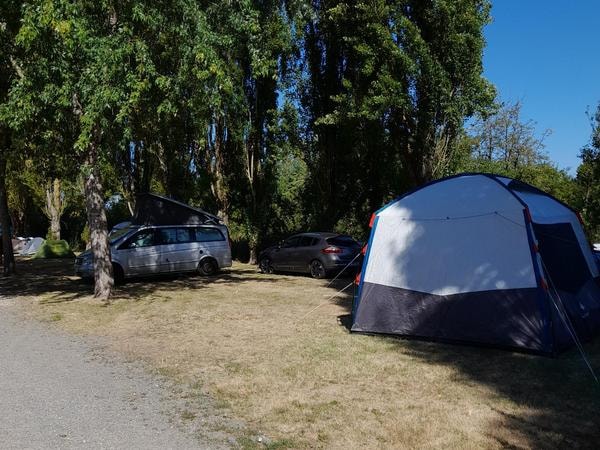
[533,222,591,293]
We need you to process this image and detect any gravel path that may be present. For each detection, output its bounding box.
[0,297,232,450]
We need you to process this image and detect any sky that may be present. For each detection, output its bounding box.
[483,1,600,174]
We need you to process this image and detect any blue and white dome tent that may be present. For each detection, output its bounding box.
[352,173,600,354]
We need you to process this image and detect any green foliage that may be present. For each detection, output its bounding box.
[4,0,594,261]
[452,100,580,208]
[576,104,600,241]
[301,0,494,238]
[465,101,551,168]
[105,196,132,230]
[33,239,75,259]
[80,224,90,248]
[460,157,578,205]
[262,101,309,241]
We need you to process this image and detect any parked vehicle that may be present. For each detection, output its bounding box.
[75,224,232,282]
[258,232,362,279]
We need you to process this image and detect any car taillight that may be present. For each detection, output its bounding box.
[321,246,342,254]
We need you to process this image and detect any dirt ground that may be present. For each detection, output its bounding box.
[2,257,600,449]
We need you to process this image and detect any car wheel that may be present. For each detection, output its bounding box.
[310,259,327,279]
[198,258,218,276]
[259,257,274,274]
[112,263,125,285]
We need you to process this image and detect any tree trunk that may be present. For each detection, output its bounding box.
[45,178,63,240]
[0,153,16,275]
[207,117,230,225]
[249,246,257,266]
[83,139,113,302]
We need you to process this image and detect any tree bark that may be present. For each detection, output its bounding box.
[83,138,113,302]
[249,246,257,266]
[207,117,230,225]
[44,178,64,240]
[0,152,16,275]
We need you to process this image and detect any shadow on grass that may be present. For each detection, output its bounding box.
[335,299,600,448]
[405,338,600,448]
[0,257,304,305]
[10,258,598,446]
[0,258,85,302]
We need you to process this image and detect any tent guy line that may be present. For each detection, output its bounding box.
[381,211,507,221]
[542,258,599,383]
[325,252,362,289]
[300,281,354,321]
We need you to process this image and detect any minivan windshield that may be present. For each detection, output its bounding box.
[109,226,138,244]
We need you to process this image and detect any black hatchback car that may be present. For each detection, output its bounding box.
[258,232,362,278]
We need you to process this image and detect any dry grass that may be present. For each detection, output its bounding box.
[2,258,600,449]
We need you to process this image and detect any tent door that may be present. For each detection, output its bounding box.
[533,222,591,294]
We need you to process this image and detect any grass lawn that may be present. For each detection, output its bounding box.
[2,257,600,448]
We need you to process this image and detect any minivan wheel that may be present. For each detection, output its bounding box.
[198,258,218,276]
[310,260,327,279]
[259,257,274,274]
[112,263,125,285]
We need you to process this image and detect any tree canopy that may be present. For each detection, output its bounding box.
[577,104,600,241]
[1,0,597,295]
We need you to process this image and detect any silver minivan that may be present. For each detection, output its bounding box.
[75,224,232,282]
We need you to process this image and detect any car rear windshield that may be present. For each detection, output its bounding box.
[326,235,360,247]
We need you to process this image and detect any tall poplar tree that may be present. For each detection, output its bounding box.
[202,0,298,262]
[0,1,22,275]
[302,0,494,232]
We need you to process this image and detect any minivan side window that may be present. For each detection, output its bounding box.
[195,227,225,242]
[177,228,194,243]
[158,228,177,244]
[121,229,156,249]
[158,227,195,244]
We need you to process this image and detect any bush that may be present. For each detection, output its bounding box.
[33,239,75,259]
[80,224,90,248]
